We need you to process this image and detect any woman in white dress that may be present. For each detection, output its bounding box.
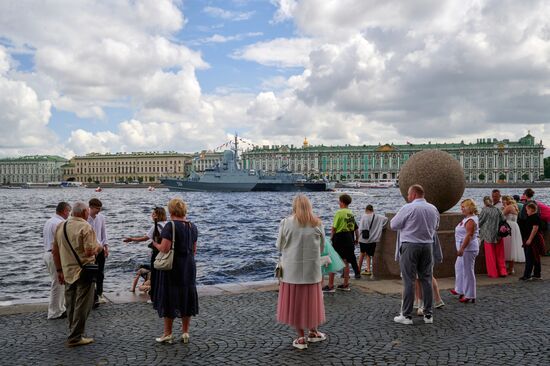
[502,195,525,274]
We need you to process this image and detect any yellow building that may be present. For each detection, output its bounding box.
[62,151,192,184]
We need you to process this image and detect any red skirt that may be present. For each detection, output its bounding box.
[277,282,326,330]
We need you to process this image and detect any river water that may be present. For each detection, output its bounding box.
[1,187,548,303]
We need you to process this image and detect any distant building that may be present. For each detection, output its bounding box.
[0,155,68,184]
[242,133,544,183]
[62,151,192,184]
[191,150,223,172]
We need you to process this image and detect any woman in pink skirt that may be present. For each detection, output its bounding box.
[276,195,326,350]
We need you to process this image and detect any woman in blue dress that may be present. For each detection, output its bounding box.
[152,198,198,344]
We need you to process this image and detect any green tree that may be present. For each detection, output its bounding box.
[138,176,144,183]
[478,173,485,181]
[498,173,506,181]
[149,176,155,182]
[522,173,529,181]
[87,177,93,183]
[544,157,550,178]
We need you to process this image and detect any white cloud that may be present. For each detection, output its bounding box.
[232,38,313,68]
[0,0,207,122]
[203,6,254,21]
[0,47,57,155]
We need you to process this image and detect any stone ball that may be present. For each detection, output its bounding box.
[398,149,465,213]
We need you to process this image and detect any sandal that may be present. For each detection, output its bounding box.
[307,331,326,343]
[292,337,308,350]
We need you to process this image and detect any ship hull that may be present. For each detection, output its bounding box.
[161,178,329,192]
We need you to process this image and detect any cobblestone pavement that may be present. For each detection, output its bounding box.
[1,280,549,365]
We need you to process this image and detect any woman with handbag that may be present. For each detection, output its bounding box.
[276,195,326,350]
[152,198,198,344]
[479,196,507,278]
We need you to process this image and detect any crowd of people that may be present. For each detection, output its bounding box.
[42,186,546,349]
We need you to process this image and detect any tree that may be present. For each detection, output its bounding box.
[498,173,506,181]
[87,177,92,183]
[149,176,155,182]
[522,173,529,181]
[138,176,144,183]
[544,157,550,178]
[478,173,485,181]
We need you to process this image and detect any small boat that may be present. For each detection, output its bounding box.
[95,187,102,192]
[148,186,155,192]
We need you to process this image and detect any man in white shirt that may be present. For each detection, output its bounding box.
[43,201,71,319]
[87,198,109,307]
[492,189,503,208]
[390,184,439,325]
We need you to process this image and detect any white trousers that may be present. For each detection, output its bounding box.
[43,252,66,319]
[454,250,478,299]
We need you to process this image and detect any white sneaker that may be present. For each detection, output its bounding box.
[98,295,107,304]
[393,314,413,325]
[423,315,433,324]
[435,300,445,308]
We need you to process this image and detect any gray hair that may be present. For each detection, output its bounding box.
[71,201,89,216]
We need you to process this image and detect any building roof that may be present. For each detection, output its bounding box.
[0,155,68,162]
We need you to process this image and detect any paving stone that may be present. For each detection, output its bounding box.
[1,281,550,365]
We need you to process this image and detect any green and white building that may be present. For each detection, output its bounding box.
[0,155,68,185]
[242,134,544,183]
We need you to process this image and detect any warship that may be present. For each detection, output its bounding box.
[161,136,334,192]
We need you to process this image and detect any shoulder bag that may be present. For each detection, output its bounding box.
[62,222,99,283]
[154,220,176,271]
[361,216,376,240]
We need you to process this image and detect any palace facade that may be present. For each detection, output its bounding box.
[241,134,545,183]
[62,151,192,184]
[0,155,68,184]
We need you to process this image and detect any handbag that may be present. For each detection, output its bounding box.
[361,215,376,240]
[154,220,176,271]
[274,258,283,279]
[320,255,332,267]
[62,222,99,283]
[497,220,512,237]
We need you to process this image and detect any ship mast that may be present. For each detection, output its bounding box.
[234,133,239,170]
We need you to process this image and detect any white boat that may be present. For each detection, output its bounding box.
[362,179,398,188]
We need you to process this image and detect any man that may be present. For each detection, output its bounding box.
[357,204,388,276]
[43,202,71,319]
[391,184,439,325]
[491,189,502,208]
[88,198,109,307]
[52,201,101,347]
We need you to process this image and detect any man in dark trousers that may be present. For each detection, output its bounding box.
[391,184,439,325]
[52,201,101,347]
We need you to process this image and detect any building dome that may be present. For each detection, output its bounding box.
[303,137,309,147]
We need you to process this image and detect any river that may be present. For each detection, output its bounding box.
[1,187,548,303]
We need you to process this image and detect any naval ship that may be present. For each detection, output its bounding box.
[161,137,334,192]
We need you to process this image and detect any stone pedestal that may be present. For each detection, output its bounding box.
[373,212,487,278]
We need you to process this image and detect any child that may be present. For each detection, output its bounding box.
[131,264,151,292]
[519,202,544,280]
[323,194,359,292]
[357,204,388,276]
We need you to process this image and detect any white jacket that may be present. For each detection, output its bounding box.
[276,216,325,284]
[358,213,388,244]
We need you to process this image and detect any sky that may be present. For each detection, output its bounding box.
[1,0,549,158]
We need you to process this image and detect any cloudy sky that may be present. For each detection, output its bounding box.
[1,0,549,158]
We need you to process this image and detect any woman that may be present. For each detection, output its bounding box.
[502,196,525,274]
[276,195,326,350]
[152,198,198,344]
[479,196,507,278]
[123,207,167,300]
[451,199,480,303]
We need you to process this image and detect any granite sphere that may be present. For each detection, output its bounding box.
[398,149,465,213]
